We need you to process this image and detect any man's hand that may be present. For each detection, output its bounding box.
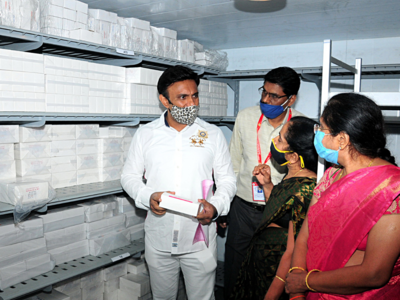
[195,199,217,225]
[150,191,175,216]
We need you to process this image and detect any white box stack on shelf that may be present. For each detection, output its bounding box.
[81,269,104,300]
[125,17,152,54]
[198,79,211,117]
[79,195,116,223]
[76,124,100,185]
[151,27,178,60]
[115,194,145,242]
[126,67,163,114]
[122,126,138,161]
[85,212,128,255]
[0,49,45,112]
[39,205,88,265]
[40,0,89,38]
[103,262,127,300]
[178,39,195,63]
[118,273,151,300]
[15,125,52,182]
[44,55,90,113]
[98,128,124,182]
[0,125,18,180]
[0,216,54,291]
[50,125,78,187]
[209,81,228,117]
[88,9,119,47]
[0,0,40,32]
[87,62,126,114]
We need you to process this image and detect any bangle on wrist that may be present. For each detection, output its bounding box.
[275,275,286,283]
[288,267,306,273]
[290,296,305,300]
[305,269,321,292]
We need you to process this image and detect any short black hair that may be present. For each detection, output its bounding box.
[157,65,200,99]
[322,93,396,165]
[263,67,300,96]
[285,116,319,172]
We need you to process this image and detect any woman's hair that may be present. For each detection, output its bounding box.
[322,93,396,165]
[263,67,300,96]
[285,116,319,173]
[157,65,199,99]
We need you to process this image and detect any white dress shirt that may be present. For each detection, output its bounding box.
[121,112,236,255]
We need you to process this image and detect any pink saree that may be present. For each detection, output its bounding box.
[307,165,400,299]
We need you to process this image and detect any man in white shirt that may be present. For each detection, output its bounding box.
[121,65,236,300]
[224,67,304,298]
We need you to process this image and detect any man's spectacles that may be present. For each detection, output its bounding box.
[258,87,288,102]
[314,124,332,135]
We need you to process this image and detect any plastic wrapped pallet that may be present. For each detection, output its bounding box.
[0,180,55,223]
[88,228,130,256]
[81,269,104,289]
[39,205,84,232]
[48,239,89,265]
[0,237,47,269]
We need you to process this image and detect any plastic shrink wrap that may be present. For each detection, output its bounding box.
[0,179,56,223]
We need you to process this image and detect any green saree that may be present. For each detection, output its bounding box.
[230,177,316,300]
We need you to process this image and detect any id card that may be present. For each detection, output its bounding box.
[252,182,265,202]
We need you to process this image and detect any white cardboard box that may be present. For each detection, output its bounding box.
[76,124,99,139]
[99,166,122,182]
[14,142,51,159]
[99,138,123,153]
[70,29,102,44]
[51,156,77,173]
[0,216,43,247]
[77,168,100,184]
[127,259,147,275]
[51,125,77,140]
[160,193,202,216]
[51,140,77,157]
[19,125,51,143]
[88,228,130,256]
[0,144,14,161]
[0,160,16,180]
[15,158,51,176]
[0,180,49,206]
[85,214,125,234]
[99,152,124,168]
[77,154,100,170]
[39,205,84,233]
[82,282,104,300]
[103,261,127,281]
[125,68,162,85]
[0,125,19,143]
[48,239,89,265]
[76,139,100,155]
[51,171,77,188]
[119,273,151,297]
[81,269,104,288]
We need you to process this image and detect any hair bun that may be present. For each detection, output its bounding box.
[377,148,396,165]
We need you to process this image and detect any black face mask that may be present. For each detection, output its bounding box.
[270,139,291,166]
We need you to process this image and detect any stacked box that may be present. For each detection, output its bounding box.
[40,0,89,38]
[79,195,116,222]
[88,8,118,47]
[151,27,178,60]
[44,55,89,113]
[198,80,228,117]
[87,62,126,114]
[118,273,151,300]
[0,216,54,290]
[178,39,195,63]
[0,125,18,180]
[125,17,152,54]
[50,125,77,187]
[55,277,81,300]
[0,49,45,112]
[97,137,124,182]
[0,0,40,32]
[80,269,104,300]
[117,17,133,50]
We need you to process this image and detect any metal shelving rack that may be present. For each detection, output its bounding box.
[0,239,145,300]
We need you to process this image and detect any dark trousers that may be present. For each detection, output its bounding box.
[224,196,264,299]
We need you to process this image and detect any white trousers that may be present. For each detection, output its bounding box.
[145,237,217,300]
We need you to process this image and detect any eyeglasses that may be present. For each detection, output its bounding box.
[314,124,332,135]
[258,87,288,102]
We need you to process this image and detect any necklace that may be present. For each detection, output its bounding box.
[292,168,304,177]
[338,158,374,181]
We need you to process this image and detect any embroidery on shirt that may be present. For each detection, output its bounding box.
[189,130,208,148]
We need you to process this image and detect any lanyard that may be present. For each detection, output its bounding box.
[257,108,292,164]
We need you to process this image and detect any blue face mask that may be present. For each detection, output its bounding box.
[314,131,339,164]
[259,98,290,119]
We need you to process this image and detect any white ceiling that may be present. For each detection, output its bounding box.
[81,0,400,50]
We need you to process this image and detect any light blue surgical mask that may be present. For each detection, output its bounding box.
[314,131,339,164]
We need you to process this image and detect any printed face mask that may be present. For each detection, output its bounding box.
[270,139,291,166]
[169,105,199,126]
[314,131,339,164]
[260,98,290,119]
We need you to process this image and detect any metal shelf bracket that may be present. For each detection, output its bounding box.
[96,55,143,67]
[20,117,46,128]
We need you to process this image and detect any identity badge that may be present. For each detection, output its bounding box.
[252,182,265,202]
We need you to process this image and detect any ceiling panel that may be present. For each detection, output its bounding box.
[79,0,400,50]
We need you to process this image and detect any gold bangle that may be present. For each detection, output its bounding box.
[275,275,286,283]
[288,267,306,273]
[305,269,321,292]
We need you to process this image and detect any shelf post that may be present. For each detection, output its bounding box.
[354,58,362,92]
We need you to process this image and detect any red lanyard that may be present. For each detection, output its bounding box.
[257,108,292,164]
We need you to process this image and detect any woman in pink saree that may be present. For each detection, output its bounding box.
[285,93,400,299]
